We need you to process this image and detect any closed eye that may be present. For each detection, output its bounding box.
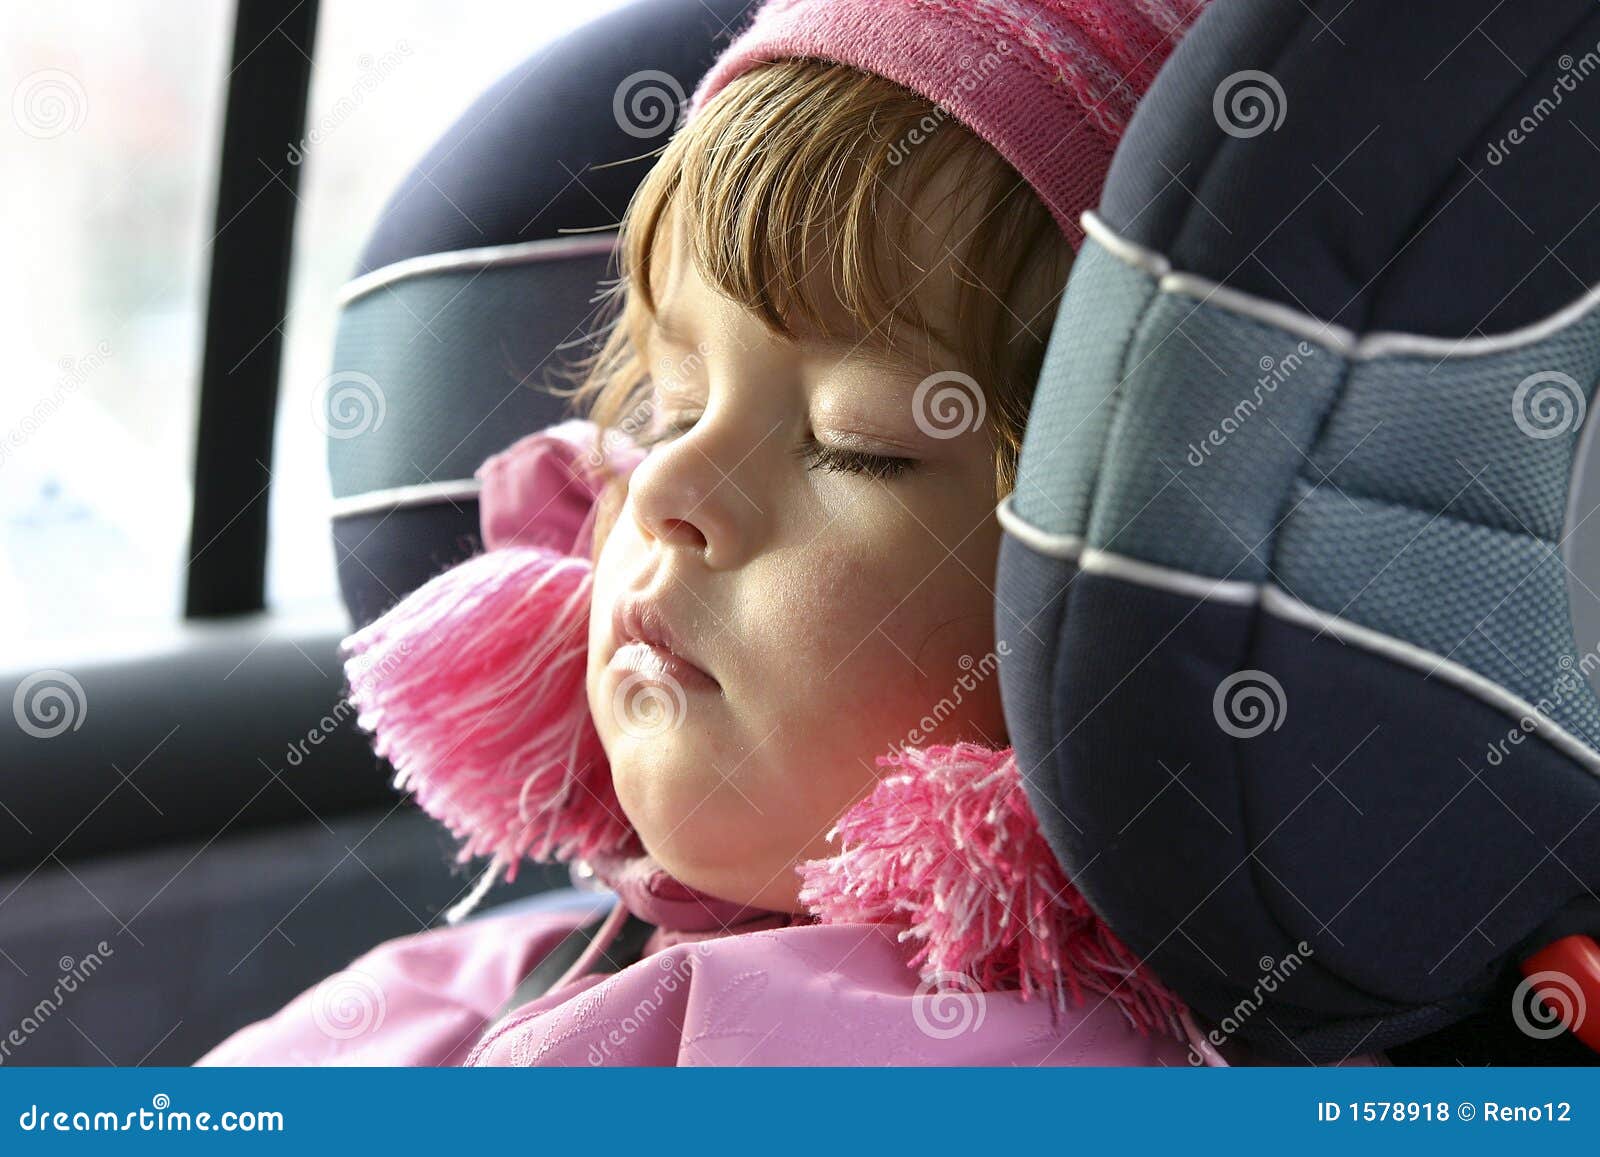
[635,415,918,481]
[797,435,917,480]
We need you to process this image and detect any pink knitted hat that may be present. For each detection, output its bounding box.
[687,0,1209,247]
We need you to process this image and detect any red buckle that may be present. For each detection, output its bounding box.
[1520,934,1600,1052]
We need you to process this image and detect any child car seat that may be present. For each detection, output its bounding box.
[998,0,1600,1061]
[325,0,748,628]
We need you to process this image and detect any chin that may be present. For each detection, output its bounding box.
[616,786,809,914]
[604,737,821,916]
[650,841,809,915]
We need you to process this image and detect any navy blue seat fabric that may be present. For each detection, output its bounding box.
[998,0,1600,1061]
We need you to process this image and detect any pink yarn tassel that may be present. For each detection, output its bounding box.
[340,545,640,884]
[799,741,1187,1039]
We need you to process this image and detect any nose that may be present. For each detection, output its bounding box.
[626,425,750,568]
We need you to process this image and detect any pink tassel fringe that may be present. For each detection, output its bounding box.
[340,544,640,883]
[799,741,1187,1039]
[339,529,1184,1033]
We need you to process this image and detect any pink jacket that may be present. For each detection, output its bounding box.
[197,870,1251,1067]
[196,422,1386,1068]
[200,853,1372,1067]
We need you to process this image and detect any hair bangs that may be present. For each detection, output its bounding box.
[558,56,1072,518]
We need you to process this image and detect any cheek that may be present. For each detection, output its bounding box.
[754,530,1006,749]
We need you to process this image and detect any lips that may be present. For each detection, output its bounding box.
[610,596,720,691]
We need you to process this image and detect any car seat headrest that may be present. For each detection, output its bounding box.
[997,0,1600,1060]
[326,0,746,628]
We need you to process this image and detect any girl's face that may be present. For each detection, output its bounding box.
[585,214,1010,914]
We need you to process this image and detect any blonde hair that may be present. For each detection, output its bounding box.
[555,57,1074,555]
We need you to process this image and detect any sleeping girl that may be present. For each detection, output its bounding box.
[196,0,1367,1068]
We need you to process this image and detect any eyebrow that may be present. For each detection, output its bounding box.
[827,339,920,375]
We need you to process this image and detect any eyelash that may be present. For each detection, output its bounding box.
[798,437,917,480]
[640,416,917,481]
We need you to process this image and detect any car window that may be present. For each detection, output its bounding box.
[2,2,233,650]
